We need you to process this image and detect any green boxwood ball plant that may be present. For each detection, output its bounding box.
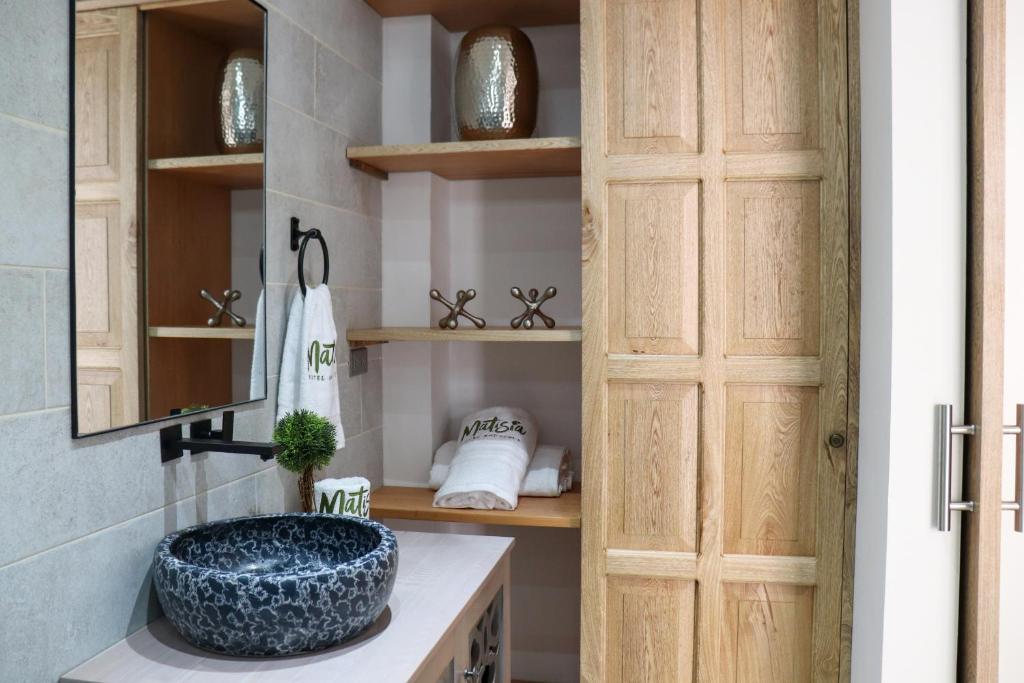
[273,409,338,512]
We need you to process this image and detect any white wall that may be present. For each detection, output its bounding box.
[852,1,967,681]
[1001,2,1024,678]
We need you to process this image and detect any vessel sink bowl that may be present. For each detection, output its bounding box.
[153,513,398,657]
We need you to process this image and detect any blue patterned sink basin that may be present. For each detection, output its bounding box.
[153,513,398,657]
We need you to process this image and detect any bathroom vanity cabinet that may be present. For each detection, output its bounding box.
[61,532,513,683]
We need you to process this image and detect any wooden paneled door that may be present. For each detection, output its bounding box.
[580,0,855,681]
[73,7,142,434]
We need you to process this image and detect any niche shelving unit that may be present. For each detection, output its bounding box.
[356,2,585,679]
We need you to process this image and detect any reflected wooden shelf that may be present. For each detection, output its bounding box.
[149,326,255,340]
[371,486,581,529]
[363,0,579,31]
[347,137,581,181]
[347,327,582,345]
[148,154,263,189]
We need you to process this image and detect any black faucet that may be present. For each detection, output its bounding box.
[160,411,282,463]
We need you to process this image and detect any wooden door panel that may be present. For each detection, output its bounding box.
[724,385,819,557]
[609,182,700,355]
[74,202,122,346]
[724,0,820,152]
[74,7,141,432]
[720,583,814,683]
[582,0,851,679]
[75,13,122,183]
[76,368,124,434]
[605,0,699,155]
[607,576,696,683]
[726,181,821,356]
[608,382,699,552]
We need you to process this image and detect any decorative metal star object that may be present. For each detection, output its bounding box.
[430,288,487,330]
[200,288,246,327]
[510,286,557,329]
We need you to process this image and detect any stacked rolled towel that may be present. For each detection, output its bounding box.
[430,441,573,497]
[433,407,537,510]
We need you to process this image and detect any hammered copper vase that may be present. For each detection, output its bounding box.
[455,26,538,141]
[217,49,264,154]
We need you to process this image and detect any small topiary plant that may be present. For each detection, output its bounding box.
[273,409,338,512]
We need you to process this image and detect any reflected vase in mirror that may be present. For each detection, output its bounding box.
[455,25,538,141]
[218,48,264,153]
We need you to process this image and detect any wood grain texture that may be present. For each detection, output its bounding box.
[724,385,819,557]
[148,326,255,340]
[363,0,579,31]
[148,153,263,189]
[61,532,514,683]
[605,0,699,155]
[720,583,814,683]
[371,486,581,529]
[607,576,696,683]
[74,7,142,434]
[724,0,819,152]
[608,383,699,552]
[726,181,821,356]
[347,327,582,344]
[581,0,852,680]
[347,138,581,181]
[960,0,1006,680]
[840,1,861,678]
[608,182,700,355]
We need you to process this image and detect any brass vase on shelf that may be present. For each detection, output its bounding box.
[217,48,264,154]
[455,25,538,141]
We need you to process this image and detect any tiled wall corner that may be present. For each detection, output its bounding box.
[0,0,383,680]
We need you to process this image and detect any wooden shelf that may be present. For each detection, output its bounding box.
[148,154,263,189]
[364,0,579,32]
[371,486,581,529]
[149,326,256,340]
[348,327,582,345]
[347,137,581,181]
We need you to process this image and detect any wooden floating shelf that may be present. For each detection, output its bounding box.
[371,486,581,529]
[347,137,581,181]
[149,326,256,340]
[347,327,582,345]
[363,0,579,32]
[148,153,263,189]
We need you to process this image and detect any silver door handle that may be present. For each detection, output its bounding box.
[939,404,976,532]
[1003,405,1024,532]
[938,403,1024,533]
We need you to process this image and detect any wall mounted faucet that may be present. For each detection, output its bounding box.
[160,411,281,463]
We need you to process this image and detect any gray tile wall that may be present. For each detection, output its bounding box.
[0,1,382,680]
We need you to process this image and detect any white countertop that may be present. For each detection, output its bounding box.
[62,531,514,683]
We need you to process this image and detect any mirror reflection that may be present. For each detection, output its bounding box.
[73,0,267,436]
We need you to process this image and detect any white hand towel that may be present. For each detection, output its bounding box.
[275,287,345,446]
[434,407,537,510]
[429,440,573,497]
[428,440,457,489]
[521,445,573,497]
[249,289,266,400]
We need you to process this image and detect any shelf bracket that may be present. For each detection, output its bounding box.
[348,157,389,181]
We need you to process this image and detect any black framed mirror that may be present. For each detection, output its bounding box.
[70,0,268,437]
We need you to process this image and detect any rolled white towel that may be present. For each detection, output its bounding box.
[434,407,537,510]
[428,441,457,489]
[429,441,573,497]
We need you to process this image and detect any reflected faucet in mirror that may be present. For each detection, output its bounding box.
[160,411,281,463]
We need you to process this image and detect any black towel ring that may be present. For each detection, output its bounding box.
[291,217,329,297]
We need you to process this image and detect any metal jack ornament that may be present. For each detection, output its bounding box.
[200,288,246,327]
[510,286,557,329]
[430,289,487,330]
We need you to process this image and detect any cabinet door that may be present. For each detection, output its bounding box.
[580,0,853,680]
[74,7,142,433]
